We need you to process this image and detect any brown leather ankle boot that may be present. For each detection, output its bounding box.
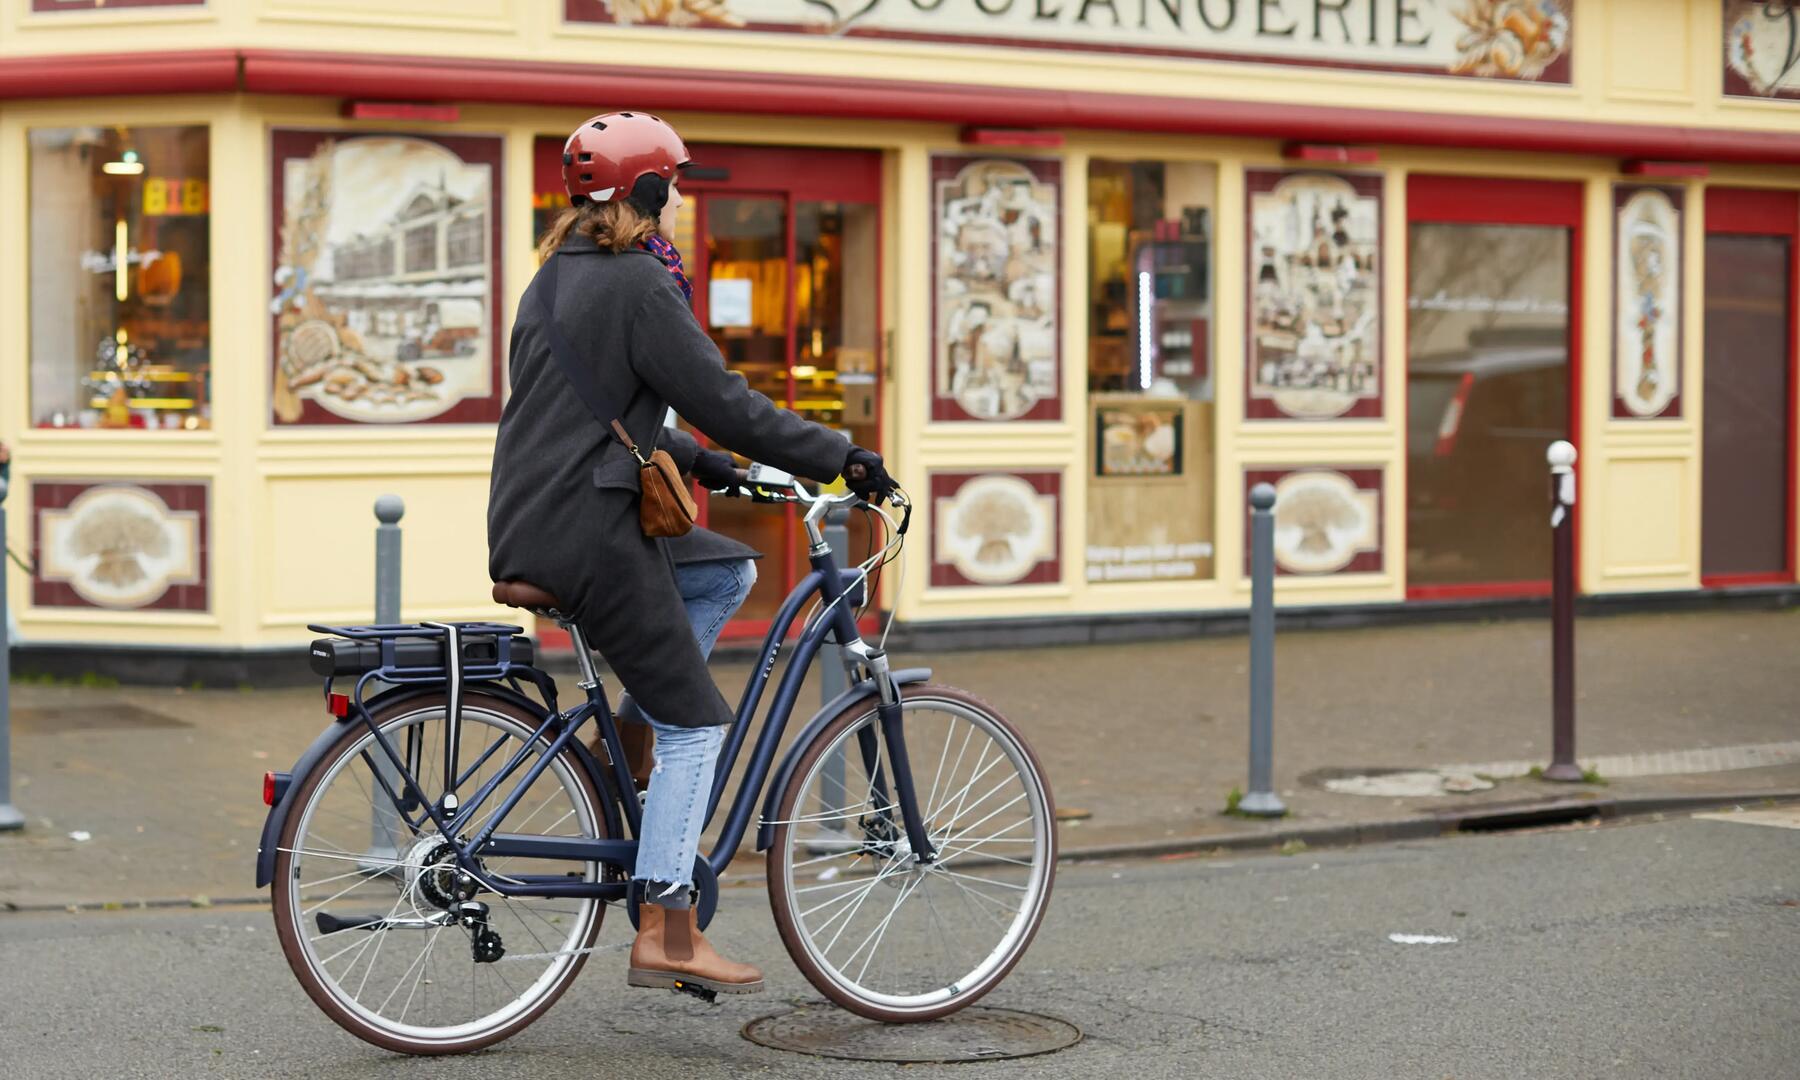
[628,904,764,995]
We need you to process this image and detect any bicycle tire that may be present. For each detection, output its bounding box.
[766,684,1057,1023]
[271,691,607,1056]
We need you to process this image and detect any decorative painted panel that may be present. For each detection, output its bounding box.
[31,481,208,612]
[930,471,1061,588]
[270,130,503,426]
[565,0,1572,84]
[931,155,1061,423]
[1613,185,1683,419]
[1724,2,1800,100]
[1245,170,1383,421]
[1245,468,1383,576]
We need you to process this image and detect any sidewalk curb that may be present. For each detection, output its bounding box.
[7,789,1796,915]
[1055,788,1800,864]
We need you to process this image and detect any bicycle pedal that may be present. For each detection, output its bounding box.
[670,980,718,1005]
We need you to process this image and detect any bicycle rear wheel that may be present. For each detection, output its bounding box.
[271,692,607,1055]
[766,684,1056,1022]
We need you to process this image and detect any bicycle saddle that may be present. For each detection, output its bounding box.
[491,580,566,618]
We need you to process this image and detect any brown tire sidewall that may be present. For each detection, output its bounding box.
[765,684,1057,1023]
[271,691,607,1056]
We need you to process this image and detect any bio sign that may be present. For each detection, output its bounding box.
[567,0,1573,83]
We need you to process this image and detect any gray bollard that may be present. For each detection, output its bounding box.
[368,495,406,864]
[819,507,851,829]
[1238,483,1286,817]
[0,446,24,831]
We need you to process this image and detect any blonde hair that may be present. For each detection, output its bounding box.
[535,199,658,263]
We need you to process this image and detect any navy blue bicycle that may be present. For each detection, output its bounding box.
[256,470,1057,1055]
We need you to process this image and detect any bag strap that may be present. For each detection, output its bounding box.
[535,253,652,453]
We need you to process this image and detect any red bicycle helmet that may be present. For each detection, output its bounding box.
[562,112,690,205]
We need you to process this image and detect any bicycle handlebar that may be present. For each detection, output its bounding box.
[709,464,911,534]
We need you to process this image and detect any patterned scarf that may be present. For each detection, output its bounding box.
[639,235,693,304]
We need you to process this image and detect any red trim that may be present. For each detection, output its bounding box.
[1405,175,1584,601]
[1283,144,1379,164]
[9,49,1796,165]
[1409,581,1555,600]
[1704,189,1799,587]
[0,49,238,99]
[343,101,461,123]
[1700,572,1794,589]
[961,128,1065,148]
[1623,160,1709,179]
[1704,187,1800,238]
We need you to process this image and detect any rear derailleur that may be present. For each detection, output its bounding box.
[454,901,505,963]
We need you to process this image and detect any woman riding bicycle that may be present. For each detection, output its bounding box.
[487,112,894,997]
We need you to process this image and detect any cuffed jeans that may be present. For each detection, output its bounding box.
[633,558,756,893]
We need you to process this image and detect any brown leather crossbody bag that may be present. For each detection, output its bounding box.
[536,253,696,539]
[610,419,697,538]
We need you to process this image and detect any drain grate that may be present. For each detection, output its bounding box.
[12,704,192,733]
[743,1004,1081,1063]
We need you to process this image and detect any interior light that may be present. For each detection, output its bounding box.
[103,149,145,176]
[1136,270,1155,391]
[792,365,818,379]
[115,220,129,302]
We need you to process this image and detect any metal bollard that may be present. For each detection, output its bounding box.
[1542,441,1582,782]
[1238,483,1286,817]
[819,506,851,829]
[368,495,406,864]
[0,446,24,831]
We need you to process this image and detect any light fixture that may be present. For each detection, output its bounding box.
[1136,269,1155,391]
[115,220,129,302]
[103,149,145,176]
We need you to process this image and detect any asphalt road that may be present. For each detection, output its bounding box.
[1,811,1795,1079]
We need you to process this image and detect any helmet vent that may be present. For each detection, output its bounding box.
[620,112,634,118]
[562,152,573,166]
[589,120,607,131]
[578,152,593,163]
[580,173,593,182]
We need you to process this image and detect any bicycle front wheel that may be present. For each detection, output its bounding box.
[271,692,608,1055]
[767,684,1056,1022]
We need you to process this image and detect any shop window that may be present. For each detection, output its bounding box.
[29,125,211,430]
[1084,159,1216,583]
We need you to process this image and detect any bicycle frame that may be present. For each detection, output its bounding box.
[325,523,934,904]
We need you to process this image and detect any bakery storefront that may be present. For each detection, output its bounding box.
[1,0,1797,675]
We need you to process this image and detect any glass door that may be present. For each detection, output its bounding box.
[1405,177,1582,597]
[681,146,883,636]
[1702,188,1797,585]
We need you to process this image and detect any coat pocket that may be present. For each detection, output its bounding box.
[591,444,641,492]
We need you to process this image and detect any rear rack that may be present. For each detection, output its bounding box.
[306,621,534,685]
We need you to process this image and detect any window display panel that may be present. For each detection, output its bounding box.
[1406,223,1569,587]
[1085,159,1215,583]
[29,125,211,430]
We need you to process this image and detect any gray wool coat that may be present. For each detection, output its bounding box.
[488,235,850,728]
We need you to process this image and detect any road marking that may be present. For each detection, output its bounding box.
[1691,808,1800,830]
[1388,933,1458,945]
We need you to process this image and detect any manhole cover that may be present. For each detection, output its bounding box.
[12,705,191,733]
[743,1004,1080,1063]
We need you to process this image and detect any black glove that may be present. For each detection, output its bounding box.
[690,448,741,490]
[843,446,896,501]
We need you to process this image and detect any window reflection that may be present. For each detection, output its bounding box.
[30,125,211,430]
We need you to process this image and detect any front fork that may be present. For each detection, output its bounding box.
[847,642,935,864]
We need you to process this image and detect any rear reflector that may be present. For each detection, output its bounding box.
[265,771,292,806]
[328,692,350,718]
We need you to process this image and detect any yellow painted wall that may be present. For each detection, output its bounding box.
[2,0,1798,650]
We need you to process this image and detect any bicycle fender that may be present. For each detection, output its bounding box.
[754,667,932,852]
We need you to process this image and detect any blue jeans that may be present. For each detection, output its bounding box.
[633,558,756,891]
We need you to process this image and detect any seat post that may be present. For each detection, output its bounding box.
[564,620,602,690]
